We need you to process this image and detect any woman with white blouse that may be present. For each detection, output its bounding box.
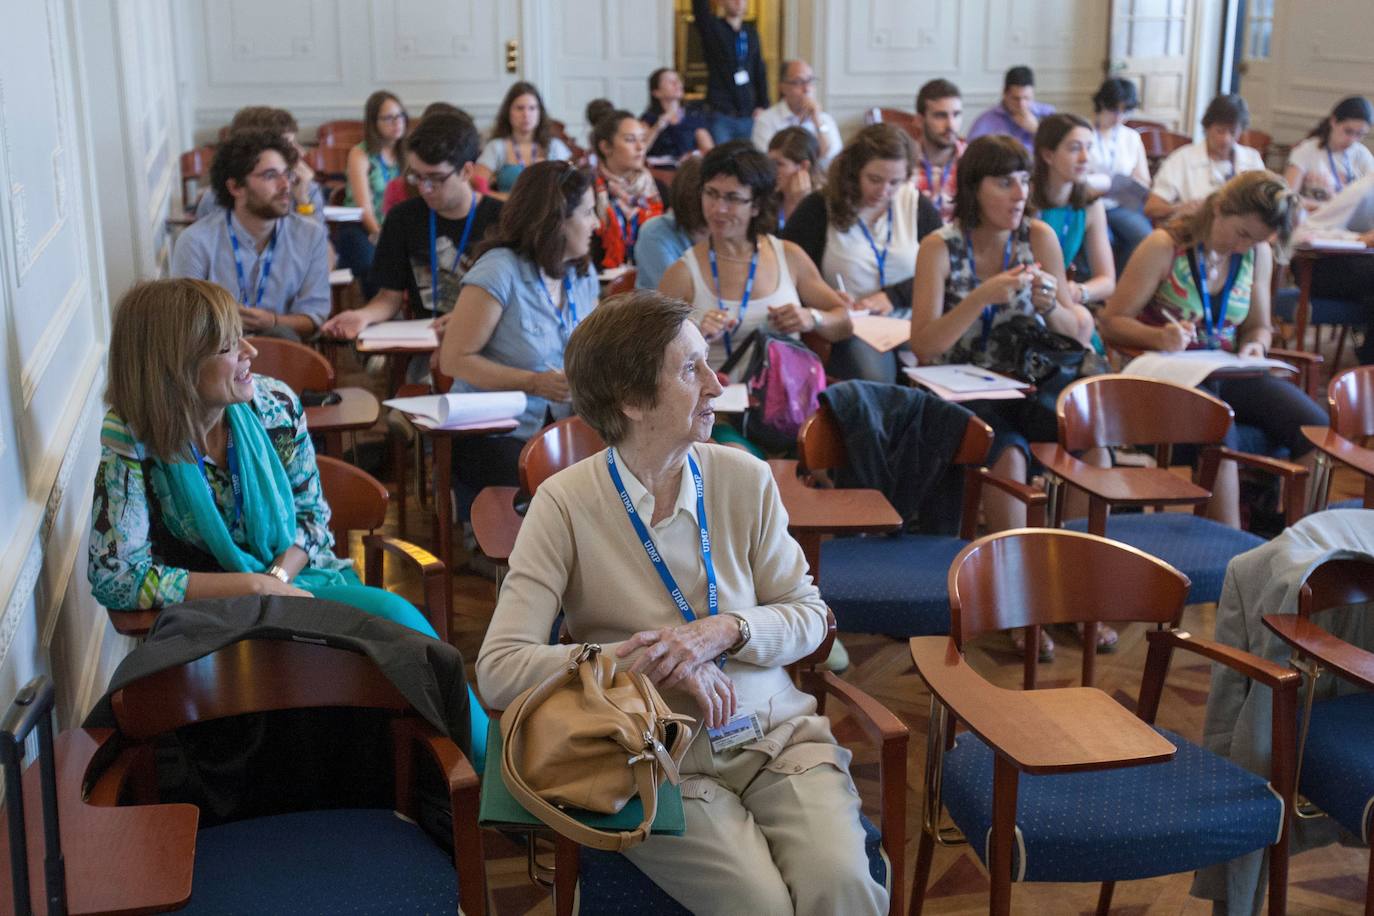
[1283,95,1374,210]
[1084,78,1152,270]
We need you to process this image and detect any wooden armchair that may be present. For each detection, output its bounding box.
[775,400,1044,644]
[246,335,335,391]
[86,638,486,915]
[468,416,605,566]
[911,528,1300,916]
[603,268,637,298]
[1304,364,1374,509]
[1262,557,1374,914]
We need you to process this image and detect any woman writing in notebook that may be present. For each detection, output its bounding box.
[1100,170,1326,527]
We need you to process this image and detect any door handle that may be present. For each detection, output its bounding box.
[506,39,519,74]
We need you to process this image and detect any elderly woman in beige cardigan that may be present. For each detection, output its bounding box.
[476,290,885,916]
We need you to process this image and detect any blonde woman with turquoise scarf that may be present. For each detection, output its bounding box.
[88,278,489,766]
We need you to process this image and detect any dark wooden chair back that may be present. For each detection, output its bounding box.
[315,120,365,149]
[1329,365,1374,440]
[865,107,921,143]
[948,529,1189,648]
[548,119,588,166]
[1162,130,1192,154]
[604,269,637,298]
[1057,375,1233,452]
[518,416,605,494]
[1297,557,1374,619]
[317,455,389,557]
[247,336,335,393]
[1241,129,1273,160]
[109,639,410,741]
[797,403,992,476]
[180,146,213,209]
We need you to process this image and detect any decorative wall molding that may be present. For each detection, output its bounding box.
[0,539,43,682]
[19,277,84,408]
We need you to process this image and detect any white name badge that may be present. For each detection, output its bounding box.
[733,69,750,86]
[707,712,764,752]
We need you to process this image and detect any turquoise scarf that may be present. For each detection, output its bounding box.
[147,402,347,590]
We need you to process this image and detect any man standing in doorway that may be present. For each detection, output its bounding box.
[967,65,1055,152]
[692,0,768,143]
[912,78,965,222]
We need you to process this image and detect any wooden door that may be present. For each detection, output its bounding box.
[1109,0,1198,132]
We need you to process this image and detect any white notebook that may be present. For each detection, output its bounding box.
[1122,351,1295,389]
[356,319,439,349]
[383,392,527,431]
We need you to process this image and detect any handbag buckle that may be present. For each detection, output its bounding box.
[572,643,602,665]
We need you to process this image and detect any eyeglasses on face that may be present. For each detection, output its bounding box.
[783,77,818,87]
[405,168,456,190]
[702,187,754,207]
[250,168,300,186]
[378,112,408,124]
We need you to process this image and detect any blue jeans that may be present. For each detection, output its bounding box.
[709,113,755,144]
[333,223,379,299]
[1106,206,1153,276]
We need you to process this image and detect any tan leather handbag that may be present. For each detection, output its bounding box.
[499,643,694,851]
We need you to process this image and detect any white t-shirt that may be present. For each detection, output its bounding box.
[1306,171,1374,234]
[750,100,844,171]
[1151,141,1266,204]
[820,182,923,298]
[1285,136,1374,197]
[1086,124,1149,209]
[476,136,573,172]
[680,235,801,373]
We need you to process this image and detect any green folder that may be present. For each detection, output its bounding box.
[479,720,685,836]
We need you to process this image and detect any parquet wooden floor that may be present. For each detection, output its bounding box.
[333,340,1371,915]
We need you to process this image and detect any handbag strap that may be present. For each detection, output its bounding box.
[718,327,763,377]
[500,648,663,852]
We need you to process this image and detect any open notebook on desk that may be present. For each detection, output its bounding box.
[1122,351,1296,389]
[383,391,525,431]
[356,318,439,350]
[903,365,1029,402]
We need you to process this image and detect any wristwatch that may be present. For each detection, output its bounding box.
[808,307,825,331]
[266,564,291,584]
[725,613,751,656]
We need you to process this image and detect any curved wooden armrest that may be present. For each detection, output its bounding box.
[393,717,479,798]
[977,468,1046,508]
[1146,629,1303,691]
[1202,446,1310,523]
[1269,348,1323,398]
[1211,446,1308,480]
[818,671,907,745]
[1300,428,1374,477]
[795,608,839,669]
[910,636,1176,774]
[1031,443,1211,506]
[1261,615,1374,690]
[469,486,522,563]
[362,534,450,642]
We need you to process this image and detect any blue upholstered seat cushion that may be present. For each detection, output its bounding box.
[940,726,1283,883]
[1300,691,1374,842]
[576,813,886,914]
[818,534,966,637]
[181,809,457,914]
[1272,287,1370,327]
[1063,514,1264,605]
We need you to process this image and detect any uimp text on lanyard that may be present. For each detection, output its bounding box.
[539,269,579,334]
[857,204,893,288]
[972,233,1015,352]
[428,200,479,311]
[227,211,278,310]
[1194,247,1242,350]
[708,239,758,359]
[190,428,244,527]
[606,448,724,666]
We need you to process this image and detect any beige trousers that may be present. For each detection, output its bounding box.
[619,716,888,916]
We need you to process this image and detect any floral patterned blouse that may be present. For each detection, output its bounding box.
[87,374,347,610]
[937,219,1038,366]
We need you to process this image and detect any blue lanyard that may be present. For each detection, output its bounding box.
[708,241,758,359]
[607,449,719,628]
[971,233,1015,352]
[611,202,642,252]
[1195,247,1242,349]
[190,428,243,527]
[226,211,278,309]
[514,141,536,167]
[428,199,479,312]
[1328,148,1353,192]
[856,205,893,288]
[922,158,953,212]
[539,270,578,334]
[735,28,747,66]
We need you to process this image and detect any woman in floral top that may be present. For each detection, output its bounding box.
[88,278,431,634]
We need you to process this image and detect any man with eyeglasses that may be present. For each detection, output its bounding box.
[193,106,326,227]
[751,59,842,170]
[170,129,328,341]
[320,111,501,352]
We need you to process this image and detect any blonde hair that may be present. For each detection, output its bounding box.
[1167,170,1298,250]
[105,279,242,462]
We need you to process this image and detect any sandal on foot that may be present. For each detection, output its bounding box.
[1075,622,1119,654]
[1011,627,1055,663]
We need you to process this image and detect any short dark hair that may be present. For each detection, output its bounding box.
[405,111,481,171]
[700,141,778,240]
[474,160,593,277]
[1309,95,1374,148]
[1201,93,1251,132]
[1092,78,1139,114]
[493,81,552,148]
[210,129,297,209]
[824,123,913,231]
[916,78,961,116]
[1004,66,1035,91]
[363,90,406,154]
[668,155,707,236]
[592,109,638,161]
[1030,113,1093,211]
[564,291,695,446]
[228,106,298,137]
[420,101,464,121]
[952,135,1031,230]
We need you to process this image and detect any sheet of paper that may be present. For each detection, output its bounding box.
[1122,351,1296,389]
[328,268,354,286]
[356,318,439,349]
[1294,229,1369,251]
[323,205,363,222]
[712,384,749,413]
[849,314,911,353]
[1106,174,1150,211]
[383,391,528,429]
[904,364,1029,393]
[598,264,633,283]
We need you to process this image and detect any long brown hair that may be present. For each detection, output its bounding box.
[951,135,1031,230]
[474,160,593,277]
[492,81,553,149]
[363,90,406,155]
[1166,169,1299,249]
[824,124,914,231]
[106,279,242,462]
[1029,112,1092,212]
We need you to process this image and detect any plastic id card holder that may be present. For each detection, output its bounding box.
[707,712,764,753]
[734,69,750,85]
